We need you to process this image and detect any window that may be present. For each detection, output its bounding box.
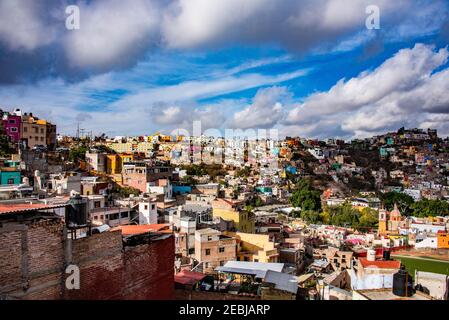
[254,259,259,262]
[151,204,155,210]
[120,212,128,218]
[40,128,44,134]
[94,201,101,208]
[219,247,225,253]
[220,261,225,266]
[144,205,148,210]
[8,119,15,124]
[109,213,119,220]
[207,236,212,241]
[205,249,211,256]
[244,256,249,262]
[10,127,18,132]
[40,137,44,141]
[23,127,28,132]
[100,215,104,220]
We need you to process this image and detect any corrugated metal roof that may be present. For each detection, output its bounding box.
[263,270,298,294]
[215,261,285,278]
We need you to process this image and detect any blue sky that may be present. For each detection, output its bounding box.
[1,0,449,139]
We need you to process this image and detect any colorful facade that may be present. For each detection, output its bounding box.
[212,199,255,233]
[2,114,21,143]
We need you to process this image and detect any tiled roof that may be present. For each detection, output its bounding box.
[0,203,66,215]
[359,257,401,269]
[111,224,171,236]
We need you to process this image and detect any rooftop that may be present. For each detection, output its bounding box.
[111,224,171,236]
[174,270,207,286]
[354,288,433,300]
[263,270,298,294]
[0,203,67,215]
[216,261,285,278]
[359,258,401,269]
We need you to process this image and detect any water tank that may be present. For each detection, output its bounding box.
[383,250,391,261]
[367,249,376,261]
[392,266,414,297]
[66,194,88,228]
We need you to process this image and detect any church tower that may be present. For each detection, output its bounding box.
[378,208,387,235]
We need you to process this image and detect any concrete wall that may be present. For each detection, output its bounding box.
[415,271,449,300]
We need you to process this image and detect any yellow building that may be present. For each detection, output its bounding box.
[106,153,134,174]
[437,233,449,249]
[378,204,403,236]
[226,232,278,263]
[212,199,255,233]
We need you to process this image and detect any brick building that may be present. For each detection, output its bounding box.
[0,203,174,300]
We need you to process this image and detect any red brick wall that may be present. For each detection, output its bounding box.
[65,230,124,300]
[0,219,174,300]
[0,228,23,291]
[123,235,175,299]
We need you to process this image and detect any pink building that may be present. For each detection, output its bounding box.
[2,114,21,143]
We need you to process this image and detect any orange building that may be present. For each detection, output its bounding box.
[437,232,449,249]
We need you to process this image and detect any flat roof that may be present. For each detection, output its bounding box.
[216,261,285,278]
[355,288,433,300]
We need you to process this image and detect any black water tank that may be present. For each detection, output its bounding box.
[393,267,414,297]
[66,195,88,228]
[383,250,391,260]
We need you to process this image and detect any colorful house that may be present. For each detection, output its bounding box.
[212,198,255,233]
[0,168,21,185]
[2,114,21,143]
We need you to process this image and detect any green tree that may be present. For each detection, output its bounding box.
[300,210,322,224]
[181,175,197,185]
[411,199,449,217]
[112,185,141,197]
[289,179,322,212]
[328,203,360,228]
[358,207,379,229]
[381,192,414,216]
[0,122,14,156]
[69,145,88,162]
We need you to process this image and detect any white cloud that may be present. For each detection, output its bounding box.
[64,0,160,69]
[0,0,57,51]
[162,0,447,51]
[232,87,289,129]
[284,44,449,138]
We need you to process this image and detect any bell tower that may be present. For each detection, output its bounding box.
[378,208,387,235]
